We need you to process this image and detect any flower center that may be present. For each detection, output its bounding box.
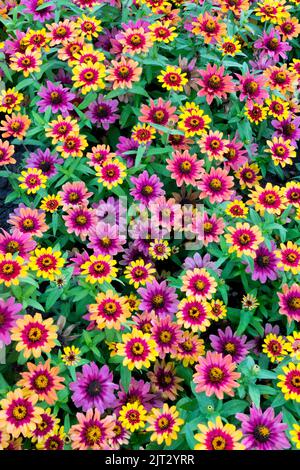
[131,34,142,45]
[157,417,170,430]
[22,218,34,229]
[12,405,27,420]
[100,236,111,247]
[68,192,79,202]
[11,121,21,130]
[2,263,14,274]
[256,255,269,267]
[245,81,258,94]
[153,110,165,122]
[211,436,226,450]
[93,262,105,273]
[56,26,67,37]
[195,279,205,291]
[50,91,62,104]
[85,425,102,445]
[288,297,300,310]
[208,74,221,89]
[28,327,42,342]
[275,145,286,156]
[210,139,220,149]
[103,301,117,315]
[180,160,192,173]
[34,374,49,389]
[152,294,164,307]
[224,342,236,354]
[188,306,201,318]
[22,58,31,66]
[209,178,222,191]
[87,379,102,397]
[209,366,224,383]
[291,375,300,388]
[254,425,271,443]
[131,341,145,355]
[75,215,87,225]
[84,71,95,81]
[203,222,213,233]
[286,252,297,263]
[238,233,251,245]
[168,73,179,83]
[159,330,172,343]
[205,20,216,32]
[268,37,279,50]
[141,185,154,195]
[118,66,129,78]
[275,72,286,83]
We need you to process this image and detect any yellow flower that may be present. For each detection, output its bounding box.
[286,332,300,360]
[11,313,58,359]
[225,200,249,219]
[72,61,106,95]
[40,194,62,213]
[290,424,300,449]
[95,159,126,189]
[61,346,81,366]
[119,402,147,432]
[245,103,267,124]
[0,253,28,287]
[116,328,158,370]
[208,299,227,321]
[178,108,211,137]
[132,124,156,144]
[148,20,178,43]
[277,362,300,402]
[28,247,65,281]
[157,65,188,92]
[88,290,131,330]
[124,259,156,289]
[275,241,300,275]
[218,36,241,56]
[149,239,171,260]
[18,168,47,194]
[147,404,184,446]
[80,254,118,284]
[265,95,289,121]
[0,88,24,114]
[225,223,264,258]
[10,50,42,77]
[262,333,291,363]
[194,416,245,450]
[36,425,65,450]
[75,14,102,40]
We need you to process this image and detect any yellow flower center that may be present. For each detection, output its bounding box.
[12,405,27,420]
[208,74,221,89]
[246,81,258,93]
[188,306,201,318]
[34,374,49,389]
[205,20,216,32]
[286,252,297,263]
[157,417,170,430]
[11,121,21,131]
[85,425,102,445]
[2,263,14,274]
[211,436,226,450]
[131,341,145,355]
[224,342,236,353]
[209,178,222,190]
[152,294,164,307]
[288,297,300,309]
[56,27,67,36]
[23,218,34,229]
[275,72,286,83]
[131,34,142,45]
[291,375,300,388]
[6,241,19,254]
[22,58,31,66]
[75,215,87,225]
[103,301,117,315]
[275,145,286,156]
[118,66,129,78]
[93,262,105,273]
[28,327,42,342]
[208,366,224,383]
[238,233,251,245]
[159,330,172,343]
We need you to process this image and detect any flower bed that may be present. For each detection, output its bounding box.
[0,0,300,452]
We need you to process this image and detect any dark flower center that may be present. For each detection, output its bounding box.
[256,255,270,267]
[87,379,102,397]
[50,91,62,104]
[253,425,271,443]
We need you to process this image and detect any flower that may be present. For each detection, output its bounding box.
[75,14,102,40]
[149,239,171,260]
[177,297,211,333]
[245,242,278,283]
[31,408,59,443]
[116,377,163,413]
[242,294,259,311]
[194,416,245,450]
[95,159,127,189]
[147,404,184,447]
[117,26,153,54]
[0,389,43,438]
[119,402,147,432]
[86,94,119,130]
[157,65,188,92]
[265,136,296,167]
[28,247,65,281]
[10,50,42,77]
[237,406,290,450]
[166,150,204,187]
[130,170,164,206]
[0,113,30,140]
[80,254,118,284]
[147,360,184,401]
[124,259,155,289]
[37,81,75,116]
[70,362,117,412]
[0,139,15,165]
[182,268,217,299]
[18,168,47,194]
[87,290,131,330]
[59,181,93,209]
[225,223,264,258]
[87,222,126,256]
[140,97,177,127]
[208,299,227,322]
[138,279,178,317]
[149,20,177,43]
[173,331,205,367]
[40,194,62,213]
[225,200,249,219]
[116,328,158,370]
[210,327,250,363]
[151,316,182,358]
[277,362,300,402]
[264,64,297,93]
[193,351,241,399]
[196,64,235,105]
[275,241,300,274]
[17,360,65,405]
[69,409,115,450]
[0,297,22,348]
[254,29,291,62]
[56,133,88,158]
[278,284,300,322]
[191,12,227,44]
[25,149,63,177]
[248,183,287,215]
[0,88,24,114]
[8,204,48,238]
[218,36,241,56]
[284,181,300,206]
[290,424,300,449]
[0,253,28,286]
[198,167,234,204]
[106,57,142,89]
[45,115,80,144]
[265,95,289,121]
[235,163,262,189]
[63,206,97,240]
[236,72,268,108]
[72,62,106,95]
[0,229,36,259]
[245,103,267,124]
[46,19,76,46]
[132,124,156,144]
[262,333,290,363]
[36,425,65,450]
[61,345,81,366]
[107,418,130,450]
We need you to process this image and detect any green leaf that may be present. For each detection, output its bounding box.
[120,366,131,393]
[236,311,251,336]
[248,384,260,408]
[221,400,248,417]
[46,289,62,310]
[134,145,146,168]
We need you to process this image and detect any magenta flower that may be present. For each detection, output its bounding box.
[0,297,22,347]
[254,29,291,63]
[0,229,36,259]
[116,136,139,168]
[271,116,300,147]
[26,149,63,177]
[87,222,126,256]
[138,279,178,318]
[236,406,290,450]
[63,206,97,241]
[130,171,165,206]
[85,95,119,130]
[278,284,300,323]
[183,253,222,276]
[21,0,55,22]
[210,327,251,363]
[245,242,278,283]
[70,362,118,412]
[236,72,268,108]
[37,81,75,116]
[115,378,163,413]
